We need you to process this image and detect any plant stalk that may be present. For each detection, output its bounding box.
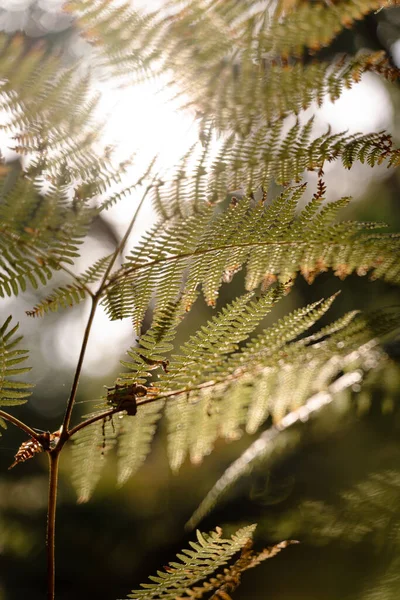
[60,296,99,440]
[60,184,152,442]
[47,451,60,600]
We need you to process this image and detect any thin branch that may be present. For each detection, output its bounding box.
[60,184,153,440]
[60,296,99,440]
[100,183,153,280]
[68,406,119,438]
[46,451,60,600]
[0,408,42,441]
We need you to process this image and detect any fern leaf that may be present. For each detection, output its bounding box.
[65,0,157,78]
[26,284,87,318]
[161,288,284,393]
[104,186,400,321]
[71,412,120,503]
[0,316,32,406]
[203,122,400,201]
[127,525,257,600]
[26,254,112,317]
[163,294,337,470]
[188,539,298,600]
[119,299,187,384]
[267,0,394,58]
[186,306,400,527]
[186,366,379,529]
[117,400,164,486]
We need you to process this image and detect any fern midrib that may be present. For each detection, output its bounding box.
[104,235,385,289]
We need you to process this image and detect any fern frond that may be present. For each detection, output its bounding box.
[71,411,120,503]
[166,302,399,474]
[0,173,99,298]
[162,294,337,471]
[65,0,157,79]
[153,122,400,227]
[186,539,298,600]
[127,525,257,600]
[119,299,187,383]
[154,3,398,135]
[186,308,400,526]
[104,187,400,321]
[26,284,87,318]
[117,400,164,486]
[66,1,398,134]
[0,316,32,406]
[26,254,112,317]
[186,363,382,529]
[267,0,395,58]
[161,288,284,393]
[196,50,398,135]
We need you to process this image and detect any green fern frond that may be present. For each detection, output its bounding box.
[120,299,187,384]
[71,411,120,503]
[126,525,257,600]
[152,122,400,226]
[211,50,397,135]
[0,171,99,298]
[185,538,298,600]
[166,303,399,473]
[26,254,112,317]
[26,284,87,318]
[117,400,164,486]
[160,288,284,393]
[65,0,157,78]
[163,294,337,471]
[0,316,32,406]
[267,0,394,58]
[158,6,397,134]
[0,36,99,150]
[186,307,400,527]
[67,1,398,134]
[103,186,400,321]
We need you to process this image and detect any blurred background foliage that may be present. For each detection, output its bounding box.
[0,1,400,599]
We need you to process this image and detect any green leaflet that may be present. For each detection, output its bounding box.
[117,400,164,486]
[26,255,113,317]
[0,316,32,407]
[71,411,120,503]
[127,525,257,600]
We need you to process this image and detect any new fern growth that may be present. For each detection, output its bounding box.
[0,1,399,599]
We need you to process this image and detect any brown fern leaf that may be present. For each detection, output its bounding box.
[187,539,299,600]
[8,431,60,469]
[8,437,43,469]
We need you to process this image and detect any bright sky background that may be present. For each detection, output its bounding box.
[0,1,397,415]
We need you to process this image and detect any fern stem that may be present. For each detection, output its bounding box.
[100,183,153,283]
[0,409,42,441]
[103,238,317,290]
[47,451,60,600]
[60,185,153,440]
[60,296,99,439]
[69,406,119,438]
